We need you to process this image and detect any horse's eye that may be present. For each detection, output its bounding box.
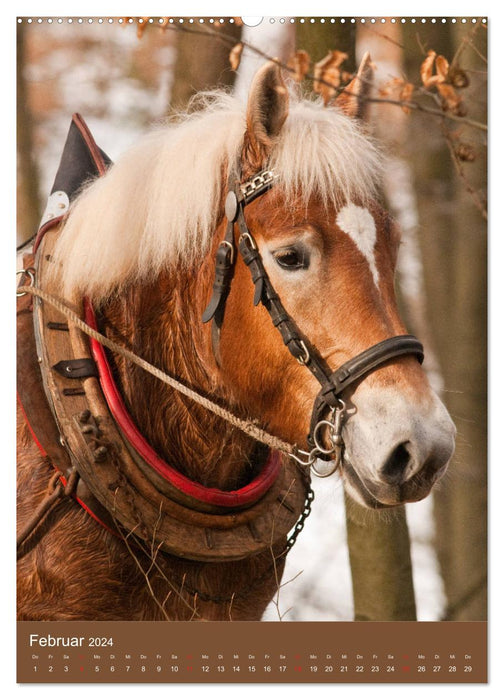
[273,246,310,270]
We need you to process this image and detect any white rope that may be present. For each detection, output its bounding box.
[18,284,298,457]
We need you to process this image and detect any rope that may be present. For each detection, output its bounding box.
[17,284,298,458]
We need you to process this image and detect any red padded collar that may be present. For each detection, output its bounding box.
[83,299,281,508]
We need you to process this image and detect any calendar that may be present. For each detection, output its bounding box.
[18,621,486,683]
[16,13,488,689]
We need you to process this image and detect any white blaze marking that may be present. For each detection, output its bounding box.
[336,203,379,288]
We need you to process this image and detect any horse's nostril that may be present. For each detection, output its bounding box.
[381,442,411,485]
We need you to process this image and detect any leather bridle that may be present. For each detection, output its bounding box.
[203,166,425,470]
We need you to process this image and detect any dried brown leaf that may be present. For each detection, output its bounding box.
[288,50,311,82]
[315,69,341,104]
[435,54,450,81]
[378,79,395,97]
[450,68,470,89]
[315,50,348,73]
[420,50,441,88]
[314,50,348,105]
[136,18,151,38]
[229,42,244,71]
[378,77,406,98]
[455,142,476,162]
[419,49,467,114]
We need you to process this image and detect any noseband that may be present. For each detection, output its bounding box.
[203,167,424,469]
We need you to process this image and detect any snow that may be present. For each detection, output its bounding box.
[263,477,445,621]
[234,20,292,99]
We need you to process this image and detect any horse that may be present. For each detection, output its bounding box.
[17,58,456,622]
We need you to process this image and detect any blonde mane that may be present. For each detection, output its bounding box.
[53,90,383,301]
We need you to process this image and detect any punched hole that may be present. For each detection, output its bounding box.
[241,16,263,26]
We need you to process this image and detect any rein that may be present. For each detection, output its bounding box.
[16,282,299,461]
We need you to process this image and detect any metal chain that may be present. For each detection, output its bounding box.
[240,169,276,200]
[284,480,315,556]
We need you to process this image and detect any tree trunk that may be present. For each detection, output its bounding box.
[340,22,418,622]
[17,23,42,247]
[429,25,488,622]
[345,494,417,620]
[169,22,242,111]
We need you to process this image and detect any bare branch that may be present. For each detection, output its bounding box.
[442,124,487,221]
[364,94,486,131]
[158,21,487,132]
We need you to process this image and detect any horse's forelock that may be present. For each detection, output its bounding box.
[271,99,383,210]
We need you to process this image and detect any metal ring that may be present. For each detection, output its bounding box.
[335,397,347,412]
[16,268,35,297]
[312,419,338,455]
[311,459,339,478]
[329,400,347,435]
[288,448,317,468]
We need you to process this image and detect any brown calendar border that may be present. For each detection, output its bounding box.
[17,620,487,683]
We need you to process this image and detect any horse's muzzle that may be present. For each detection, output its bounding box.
[339,386,456,508]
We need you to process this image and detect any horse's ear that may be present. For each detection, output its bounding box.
[242,61,289,172]
[335,52,374,120]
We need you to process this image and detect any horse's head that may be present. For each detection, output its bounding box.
[54,58,455,509]
[202,61,456,508]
